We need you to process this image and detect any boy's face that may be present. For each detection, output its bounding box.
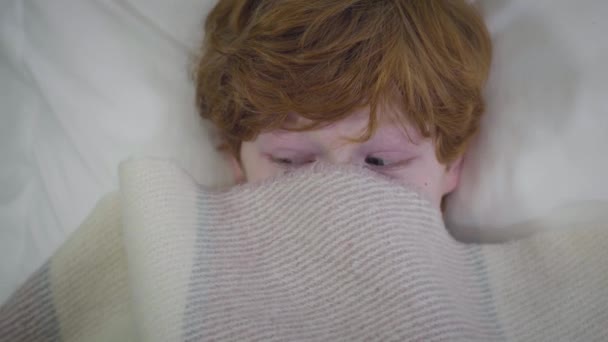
[235,107,462,210]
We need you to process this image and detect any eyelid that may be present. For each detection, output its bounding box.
[265,150,316,159]
[265,153,316,167]
[387,157,415,168]
[365,155,415,169]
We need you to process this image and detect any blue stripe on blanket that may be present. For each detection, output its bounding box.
[181,196,213,342]
[0,262,62,342]
[468,245,506,340]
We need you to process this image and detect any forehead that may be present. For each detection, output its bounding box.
[266,107,423,148]
[284,106,421,140]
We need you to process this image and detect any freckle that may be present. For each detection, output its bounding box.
[424,182,428,186]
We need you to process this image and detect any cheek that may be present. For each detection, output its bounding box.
[401,168,438,190]
[240,142,281,182]
[392,161,446,209]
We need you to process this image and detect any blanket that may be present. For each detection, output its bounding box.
[1,159,607,341]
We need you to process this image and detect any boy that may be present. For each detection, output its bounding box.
[195,0,491,210]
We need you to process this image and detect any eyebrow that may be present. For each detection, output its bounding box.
[261,124,424,153]
[267,130,308,141]
[259,131,316,148]
[269,130,294,137]
[365,126,422,147]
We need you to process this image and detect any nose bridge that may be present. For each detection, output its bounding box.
[326,138,358,165]
[315,115,368,165]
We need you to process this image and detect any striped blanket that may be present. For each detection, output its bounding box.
[1,159,607,341]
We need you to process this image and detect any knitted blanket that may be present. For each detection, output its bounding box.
[1,159,607,341]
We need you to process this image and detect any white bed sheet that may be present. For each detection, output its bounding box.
[0,0,232,303]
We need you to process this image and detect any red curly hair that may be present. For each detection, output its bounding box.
[195,0,492,164]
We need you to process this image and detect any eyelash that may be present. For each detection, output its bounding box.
[364,156,386,167]
[268,156,315,168]
[268,155,412,170]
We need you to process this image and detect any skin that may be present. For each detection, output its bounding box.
[232,107,462,210]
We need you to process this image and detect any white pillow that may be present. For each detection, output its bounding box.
[0,0,232,303]
[445,0,608,241]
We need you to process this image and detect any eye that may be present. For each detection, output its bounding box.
[364,154,415,170]
[365,156,387,167]
[269,155,315,168]
[271,157,295,165]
